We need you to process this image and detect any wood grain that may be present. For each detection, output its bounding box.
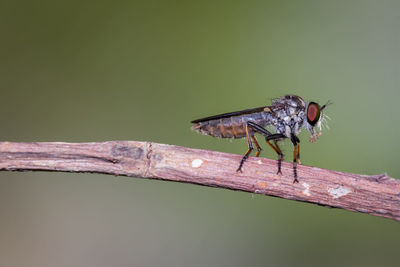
[0,141,399,221]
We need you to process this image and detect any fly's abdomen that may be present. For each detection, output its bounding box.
[192,118,245,138]
[192,112,269,138]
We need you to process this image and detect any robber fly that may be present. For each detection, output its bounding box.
[191,95,330,183]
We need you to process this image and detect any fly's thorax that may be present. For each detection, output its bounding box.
[272,95,307,112]
[274,119,304,138]
[271,101,306,138]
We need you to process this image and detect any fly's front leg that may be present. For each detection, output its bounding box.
[290,134,301,183]
[296,141,301,164]
[236,124,254,173]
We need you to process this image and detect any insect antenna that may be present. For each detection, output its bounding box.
[321,100,333,110]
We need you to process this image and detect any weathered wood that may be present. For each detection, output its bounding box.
[0,141,399,221]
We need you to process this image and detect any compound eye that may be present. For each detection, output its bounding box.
[307,102,321,126]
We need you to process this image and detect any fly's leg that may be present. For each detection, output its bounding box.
[292,147,298,183]
[275,141,284,172]
[296,142,301,164]
[266,140,284,174]
[290,134,301,183]
[247,121,301,182]
[236,124,254,172]
[247,122,286,175]
[251,136,262,157]
[265,136,285,174]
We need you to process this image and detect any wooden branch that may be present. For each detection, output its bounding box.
[0,141,399,221]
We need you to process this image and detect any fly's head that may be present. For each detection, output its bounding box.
[305,100,331,143]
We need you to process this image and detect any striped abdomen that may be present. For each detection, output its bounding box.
[192,111,271,138]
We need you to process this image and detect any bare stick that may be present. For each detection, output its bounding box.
[0,141,399,221]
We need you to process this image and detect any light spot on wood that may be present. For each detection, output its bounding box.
[328,186,351,199]
[257,181,267,188]
[191,159,203,168]
[302,182,311,196]
[257,160,262,165]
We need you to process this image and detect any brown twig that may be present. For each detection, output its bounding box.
[0,141,399,221]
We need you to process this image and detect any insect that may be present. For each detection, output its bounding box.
[191,95,330,183]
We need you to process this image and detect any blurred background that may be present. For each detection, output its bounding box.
[1,0,399,266]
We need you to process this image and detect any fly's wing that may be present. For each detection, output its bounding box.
[191,106,268,123]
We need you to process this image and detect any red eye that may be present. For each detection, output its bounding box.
[307,102,320,125]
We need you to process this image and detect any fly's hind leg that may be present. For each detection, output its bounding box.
[236,124,255,173]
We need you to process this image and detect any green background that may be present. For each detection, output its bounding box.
[1,0,399,266]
